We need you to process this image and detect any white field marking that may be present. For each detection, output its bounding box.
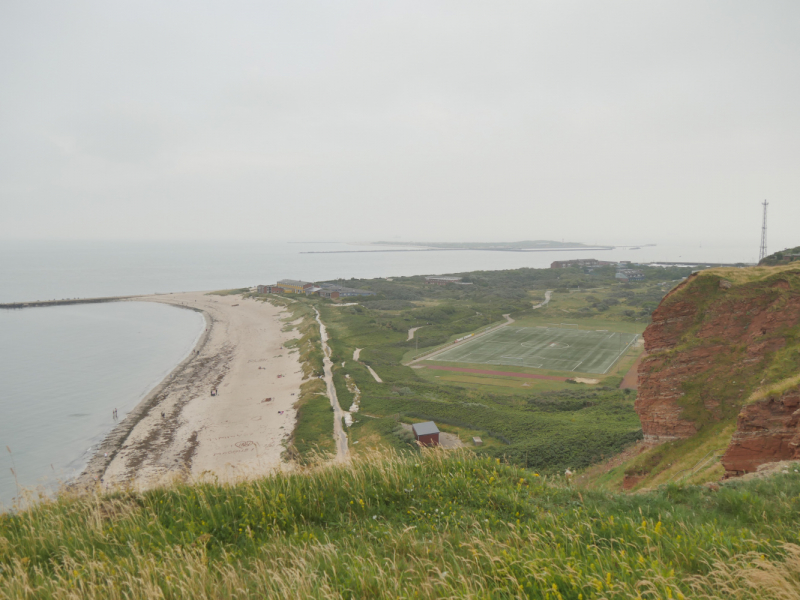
[571,360,584,372]
[577,331,621,373]
[525,356,582,369]
[601,333,639,375]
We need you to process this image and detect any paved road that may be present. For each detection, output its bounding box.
[315,308,349,461]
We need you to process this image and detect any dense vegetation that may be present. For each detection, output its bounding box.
[760,245,800,266]
[2,449,799,599]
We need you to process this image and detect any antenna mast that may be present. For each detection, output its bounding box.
[758,200,769,262]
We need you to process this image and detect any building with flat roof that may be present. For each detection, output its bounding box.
[256,285,284,294]
[616,269,645,282]
[551,259,615,269]
[278,279,315,294]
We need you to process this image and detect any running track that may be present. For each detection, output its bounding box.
[424,365,568,381]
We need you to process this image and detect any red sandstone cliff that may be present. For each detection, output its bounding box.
[722,388,800,476]
[635,266,800,476]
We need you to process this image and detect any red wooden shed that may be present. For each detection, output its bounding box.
[412,421,440,447]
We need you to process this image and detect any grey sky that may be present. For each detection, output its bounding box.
[1,2,798,250]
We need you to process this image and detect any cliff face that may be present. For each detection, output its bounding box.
[722,387,800,475]
[635,266,800,475]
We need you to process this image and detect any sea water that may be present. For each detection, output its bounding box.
[0,239,755,507]
[0,302,204,508]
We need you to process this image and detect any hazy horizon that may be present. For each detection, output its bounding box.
[2,2,798,251]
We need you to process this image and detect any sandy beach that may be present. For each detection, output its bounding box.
[77,291,304,491]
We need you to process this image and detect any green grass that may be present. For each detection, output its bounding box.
[511,312,649,334]
[206,288,251,296]
[432,326,639,374]
[585,422,736,492]
[3,450,800,599]
[257,297,332,462]
[286,379,334,461]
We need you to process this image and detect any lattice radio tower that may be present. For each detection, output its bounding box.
[758,200,769,262]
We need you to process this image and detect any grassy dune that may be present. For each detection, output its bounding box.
[2,450,800,599]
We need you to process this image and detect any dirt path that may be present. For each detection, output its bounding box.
[532,290,553,309]
[351,346,382,383]
[620,350,646,390]
[424,365,568,381]
[407,326,424,341]
[315,308,349,461]
[365,365,383,383]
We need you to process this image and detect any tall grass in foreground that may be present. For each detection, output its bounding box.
[2,449,800,599]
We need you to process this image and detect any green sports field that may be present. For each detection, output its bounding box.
[431,326,639,374]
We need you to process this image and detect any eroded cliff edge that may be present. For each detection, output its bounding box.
[635,264,800,478]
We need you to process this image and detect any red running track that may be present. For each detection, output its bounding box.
[424,365,568,381]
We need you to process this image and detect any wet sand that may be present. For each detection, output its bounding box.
[77,291,304,491]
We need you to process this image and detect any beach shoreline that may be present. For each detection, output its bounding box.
[72,291,305,493]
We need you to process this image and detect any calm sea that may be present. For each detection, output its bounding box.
[0,240,754,507]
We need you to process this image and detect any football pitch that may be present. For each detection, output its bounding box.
[431,326,639,374]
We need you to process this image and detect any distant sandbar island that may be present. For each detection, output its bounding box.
[300,240,651,254]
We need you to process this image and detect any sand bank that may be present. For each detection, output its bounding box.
[77,291,304,491]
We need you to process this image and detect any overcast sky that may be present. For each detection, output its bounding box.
[1,1,798,250]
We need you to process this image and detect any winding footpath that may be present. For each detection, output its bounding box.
[315,309,349,461]
[407,326,424,341]
[533,290,553,309]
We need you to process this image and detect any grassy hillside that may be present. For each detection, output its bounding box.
[759,245,800,266]
[2,450,800,599]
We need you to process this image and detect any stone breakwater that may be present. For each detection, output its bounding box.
[0,295,143,310]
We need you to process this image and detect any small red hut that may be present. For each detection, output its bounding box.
[412,421,440,447]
